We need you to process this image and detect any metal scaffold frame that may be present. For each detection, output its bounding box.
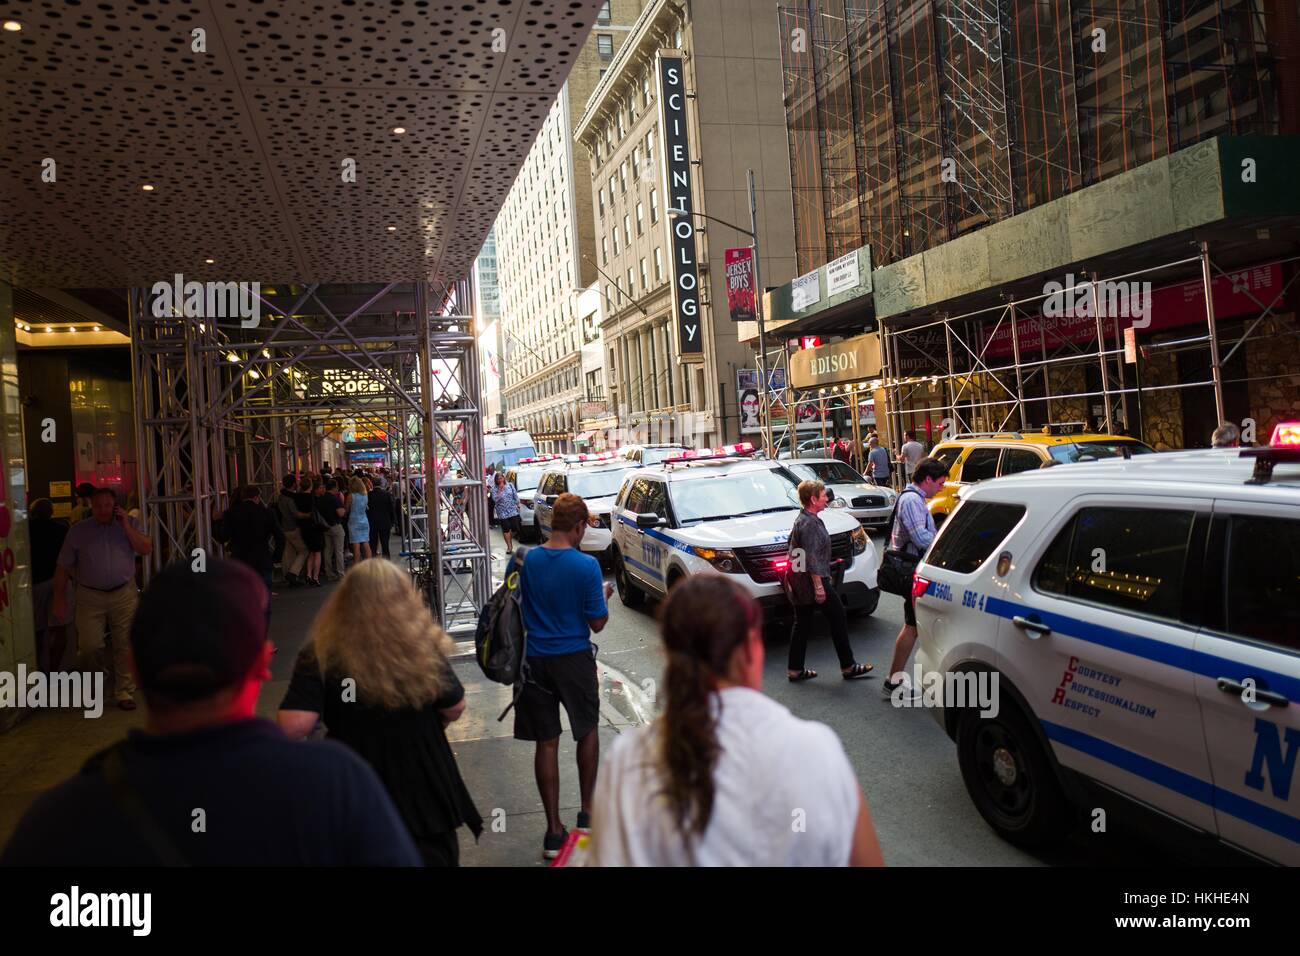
[129,279,492,635]
[877,247,1300,450]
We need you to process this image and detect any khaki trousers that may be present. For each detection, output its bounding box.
[281,527,308,577]
[75,584,138,702]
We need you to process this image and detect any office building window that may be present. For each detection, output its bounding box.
[642,72,651,107]
[601,236,609,265]
[620,161,627,192]
[626,268,634,295]
[640,257,648,291]
[597,34,614,59]
[645,130,654,168]
[597,0,611,24]
[654,246,663,282]
[649,187,659,223]
[597,188,604,218]
[612,227,619,255]
[623,214,630,244]
[636,202,644,235]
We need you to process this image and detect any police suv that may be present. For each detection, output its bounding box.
[532,452,639,566]
[912,424,1300,864]
[506,454,562,543]
[609,443,880,614]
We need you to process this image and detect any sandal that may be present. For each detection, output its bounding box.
[842,663,874,680]
[787,669,818,682]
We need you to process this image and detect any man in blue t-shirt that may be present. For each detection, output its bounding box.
[513,492,611,860]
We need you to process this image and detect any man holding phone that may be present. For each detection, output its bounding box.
[53,487,152,710]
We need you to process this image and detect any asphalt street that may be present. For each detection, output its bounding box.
[467,526,1241,867]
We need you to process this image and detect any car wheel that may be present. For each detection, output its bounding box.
[956,700,1072,848]
[613,548,645,608]
[850,586,880,617]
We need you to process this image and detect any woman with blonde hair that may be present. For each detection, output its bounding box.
[277,558,483,865]
[344,475,372,563]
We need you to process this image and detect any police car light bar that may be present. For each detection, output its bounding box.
[563,451,619,464]
[517,454,562,464]
[1241,420,1300,485]
[662,442,756,464]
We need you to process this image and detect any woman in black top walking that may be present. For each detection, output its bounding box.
[785,479,873,682]
[278,558,483,865]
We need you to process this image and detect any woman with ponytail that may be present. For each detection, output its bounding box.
[590,574,883,866]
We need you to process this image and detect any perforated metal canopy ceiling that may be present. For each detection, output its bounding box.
[0,0,602,288]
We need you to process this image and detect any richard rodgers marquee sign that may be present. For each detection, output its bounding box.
[656,52,703,357]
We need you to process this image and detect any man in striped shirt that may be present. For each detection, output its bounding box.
[882,457,950,698]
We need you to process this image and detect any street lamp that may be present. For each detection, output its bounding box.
[668,168,775,457]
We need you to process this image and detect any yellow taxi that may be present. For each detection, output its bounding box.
[925,425,1155,523]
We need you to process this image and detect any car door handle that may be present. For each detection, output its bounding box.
[1216,677,1290,708]
[1012,616,1052,637]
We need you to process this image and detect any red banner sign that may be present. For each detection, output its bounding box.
[725,247,756,323]
[980,262,1283,360]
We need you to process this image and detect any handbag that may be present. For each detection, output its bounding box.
[780,515,819,606]
[877,489,925,597]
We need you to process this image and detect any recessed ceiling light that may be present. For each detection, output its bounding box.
[2,21,21,32]
[141,184,155,191]
[262,348,271,358]
[387,226,397,232]
[205,258,214,264]
[392,126,406,134]
[45,326,52,332]
[93,325,101,332]
[69,327,77,333]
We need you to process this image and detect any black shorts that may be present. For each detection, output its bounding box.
[514,649,600,743]
[903,593,917,627]
[499,515,522,535]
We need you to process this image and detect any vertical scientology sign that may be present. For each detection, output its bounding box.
[656,53,703,357]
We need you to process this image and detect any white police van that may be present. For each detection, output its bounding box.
[618,443,690,467]
[912,424,1300,864]
[505,455,562,543]
[609,443,879,614]
[532,452,640,566]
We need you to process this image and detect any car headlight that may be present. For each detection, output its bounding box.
[587,513,611,529]
[850,526,868,554]
[694,547,742,573]
[830,497,848,509]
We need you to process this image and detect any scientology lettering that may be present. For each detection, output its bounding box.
[656,53,703,356]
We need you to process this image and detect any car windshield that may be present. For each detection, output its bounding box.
[641,446,688,465]
[671,468,799,522]
[1049,440,1156,464]
[489,446,537,470]
[568,467,635,499]
[512,466,548,492]
[793,461,864,484]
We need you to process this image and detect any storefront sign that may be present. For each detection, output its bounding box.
[826,251,861,298]
[789,333,881,390]
[725,248,756,323]
[792,270,820,311]
[656,53,703,356]
[49,480,71,499]
[579,400,608,419]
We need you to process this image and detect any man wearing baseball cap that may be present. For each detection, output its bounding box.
[1,559,420,866]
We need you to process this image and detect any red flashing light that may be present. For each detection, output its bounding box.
[772,559,790,573]
[1270,422,1300,448]
[912,573,931,601]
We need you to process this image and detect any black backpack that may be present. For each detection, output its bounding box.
[475,548,533,719]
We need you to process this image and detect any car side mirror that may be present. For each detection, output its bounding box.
[635,512,663,529]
